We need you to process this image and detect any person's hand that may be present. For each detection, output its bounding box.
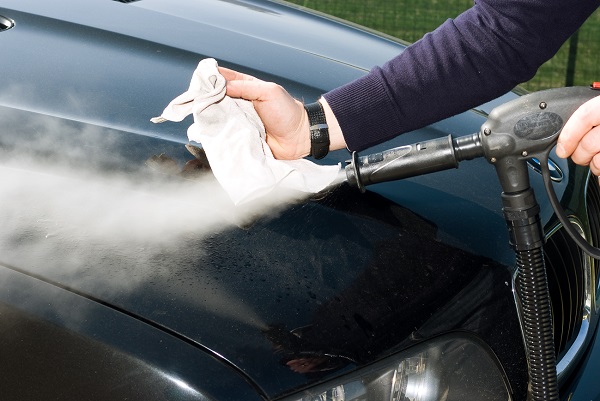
[218,67,310,160]
[556,95,600,176]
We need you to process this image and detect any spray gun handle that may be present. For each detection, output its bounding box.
[480,86,600,194]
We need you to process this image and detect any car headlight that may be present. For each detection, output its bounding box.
[283,334,510,401]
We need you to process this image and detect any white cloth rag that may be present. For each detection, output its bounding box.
[151,58,341,205]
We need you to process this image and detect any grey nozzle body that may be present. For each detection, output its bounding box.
[345,134,484,190]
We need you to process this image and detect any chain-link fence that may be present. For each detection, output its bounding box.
[285,0,600,91]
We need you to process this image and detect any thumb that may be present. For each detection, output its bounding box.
[225,80,267,102]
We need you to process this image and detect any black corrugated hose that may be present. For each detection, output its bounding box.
[516,247,558,401]
[502,186,558,401]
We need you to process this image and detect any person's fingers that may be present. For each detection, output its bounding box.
[570,125,600,166]
[216,66,310,160]
[217,67,257,82]
[224,79,270,101]
[557,96,600,158]
[218,66,284,103]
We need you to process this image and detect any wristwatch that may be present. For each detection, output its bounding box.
[304,101,330,159]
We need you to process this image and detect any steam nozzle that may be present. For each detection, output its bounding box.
[345,134,483,191]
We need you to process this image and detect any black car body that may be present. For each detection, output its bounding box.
[0,0,598,400]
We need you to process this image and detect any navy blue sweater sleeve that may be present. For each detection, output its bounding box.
[323,0,600,151]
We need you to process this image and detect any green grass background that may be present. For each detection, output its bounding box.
[284,0,600,91]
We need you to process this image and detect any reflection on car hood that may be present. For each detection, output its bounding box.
[0,0,408,147]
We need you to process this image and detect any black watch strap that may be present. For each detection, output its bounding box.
[304,102,330,160]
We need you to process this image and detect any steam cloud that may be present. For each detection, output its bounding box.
[0,110,309,330]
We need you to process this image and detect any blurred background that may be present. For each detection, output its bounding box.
[285,0,600,92]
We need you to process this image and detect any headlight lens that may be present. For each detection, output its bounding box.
[283,334,510,401]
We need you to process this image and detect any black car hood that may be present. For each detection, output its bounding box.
[0,0,531,398]
[0,164,524,397]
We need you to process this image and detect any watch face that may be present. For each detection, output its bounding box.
[311,127,330,142]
